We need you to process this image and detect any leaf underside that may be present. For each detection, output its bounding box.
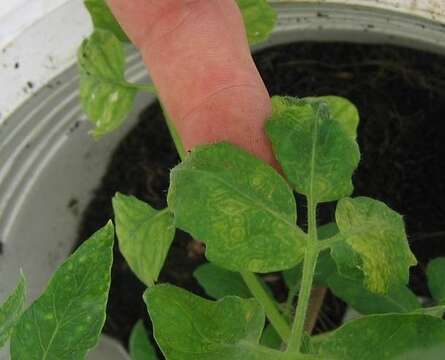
[129,320,158,360]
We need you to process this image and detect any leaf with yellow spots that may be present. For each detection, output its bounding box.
[335,197,417,294]
[10,222,114,360]
[168,142,306,273]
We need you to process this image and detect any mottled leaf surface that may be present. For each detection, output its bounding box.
[319,314,445,359]
[145,285,313,360]
[0,273,26,348]
[130,320,158,360]
[10,222,114,360]
[427,257,445,304]
[266,96,360,202]
[168,142,306,273]
[236,0,276,45]
[335,197,417,293]
[113,193,175,286]
[84,0,129,42]
[78,30,137,138]
[194,263,250,299]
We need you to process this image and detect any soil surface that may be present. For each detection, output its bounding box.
[77,42,445,348]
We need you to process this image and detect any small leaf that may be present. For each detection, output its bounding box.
[427,257,445,304]
[113,193,175,286]
[10,222,114,360]
[335,197,417,293]
[266,96,360,202]
[319,313,445,359]
[194,263,250,299]
[130,320,158,360]
[84,0,129,42]
[168,142,306,273]
[145,284,312,360]
[260,324,282,350]
[78,30,137,138]
[236,0,277,45]
[0,272,26,348]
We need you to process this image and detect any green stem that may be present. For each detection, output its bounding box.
[317,233,343,252]
[132,82,157,94]
[159,102,187,160]
[240,271,291,342]
[287,199,319,353]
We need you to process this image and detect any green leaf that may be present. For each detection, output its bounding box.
[335,197,417,294]
[266,96,360,202]
[427,257,445,304]
[326,273,420,314]
[113,193,175,286]
[84,0,129,42]
[168,142,306,273]
[236,0,276,45]
[318,96,359,139]
[78,30,137,138]
[130,320,158,360]
[260,324,282,350]
[145,284,313,360]
[319,314,445,359]
[10,222,114,360]
[194,263,250,299]
[0,272,26,348]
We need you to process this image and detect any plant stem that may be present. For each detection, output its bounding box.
[317,233,344,252]
[132,82,157,94]
[159,102,187,160]
[287,199,319,353]
[240,271,291,342]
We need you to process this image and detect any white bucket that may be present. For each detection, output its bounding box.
[1,1,444,359]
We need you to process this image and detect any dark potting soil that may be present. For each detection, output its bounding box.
[77,42,445,347]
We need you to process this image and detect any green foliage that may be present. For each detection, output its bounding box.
[194,263,250,299]
[266,96,360,202]
[10,222,114,360]
[168,142,306,273]
[236,0,277,45]
[84,0,129,42]
[144,284,312,360]
[319,314,445,359]
[335,197,417,293]
[427,257,445,304]
[78,30,140,138]
[260,325,282,350]
[129,320,158,360]
[113,193,175,286]
[0,273,26,348]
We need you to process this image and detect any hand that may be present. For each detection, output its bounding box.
[107,0,274,164]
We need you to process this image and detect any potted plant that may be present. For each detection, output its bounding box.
[1,1,445,359]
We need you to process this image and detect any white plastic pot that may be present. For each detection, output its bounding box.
[1,1,444,359]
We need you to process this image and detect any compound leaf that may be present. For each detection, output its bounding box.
[236,0,276,45]
[78,30,137,138]
[113,193,175,287]
[84,0,129,42]
[168,142,306,273]
[194,263,250,299]
[10,222,114,360]
[266,96,360,202]
[319,314,445,359]
[129,320,158,360]
[145,284,313,360]
[335,197,417,294]
[0,273,26,348]
[427,257,445,304]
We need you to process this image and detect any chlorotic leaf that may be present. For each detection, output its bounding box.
[317,96,359,138]
[129,320,158,360]
[10,222,114,360]
[319,314,445,359]
[0,273,26,348]
[168,142,306,273]
[145,284,313,360]
[84,0,129,42]
[194,263,250,299]
[266,96,360,202]
[335,197,417,293]
[78,30,137,138]
[427,257,445,304]
[236,0,277,45]
[113,193,175,286]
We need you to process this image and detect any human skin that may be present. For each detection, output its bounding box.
[106,0,275,164]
